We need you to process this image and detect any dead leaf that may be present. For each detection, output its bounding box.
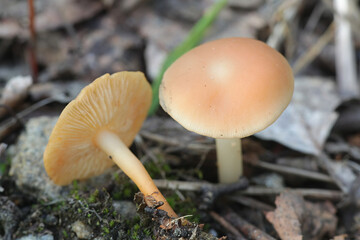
[266,192,303,240]
[257,76,341,155]
[303,201,337,240]
[266,191,337,240]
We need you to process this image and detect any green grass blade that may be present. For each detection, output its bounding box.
[148,0,228,115]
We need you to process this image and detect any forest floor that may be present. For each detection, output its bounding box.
[1,0,360,239]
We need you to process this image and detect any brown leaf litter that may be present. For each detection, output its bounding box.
[266,191,337,240]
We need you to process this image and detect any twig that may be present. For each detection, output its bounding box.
[153,179,212,191]
[227,195,274,212]
[317,153,349,193]
[293,22,335,74]
[209,211,246,240]
[153,179,343,200]
[154,178,249,210]
[325,142,360,161]
[246,158,334,183]
[223,210,276,240]
[238,187,343,201]
[0,98,55,140]
[0,104,24,125]
[266,0,301,50]
[304,2,326,32]
[153,178,248,193]
[200,177,249,210]
[333,0,359,100]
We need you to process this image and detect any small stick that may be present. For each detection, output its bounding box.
[304,2,325,32]
[153,179,343,200]
[209,211,246,240]
[292,22,335,74]
[246,158,334,183]
[223,210,276,240]
[238,187,343,201]
[0,98,55,140]
[317,153,349,193]
[227,195,274,212]
[200,177,249,210]
[266,0,301,50]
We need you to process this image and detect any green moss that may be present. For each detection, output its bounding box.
[124,215,147,240]
[166,194,201,223]
[110,174,138,200]
[55,189,122,238]
[109,220,115,228]
[128,223,153,240]
[72,180,78,191]
[102,226,110,234]
[62,230,68,238]
[123,187,133,198]
[0,156,11,175]
[103,208,109,214]
[112,191,122,200]
[51,200,66,212]
[144,155,172,179]
[143,228,151,236]
[88,189,99,203]
[195,169,204,180]
[37,225,44,232]
[134,224,140,231]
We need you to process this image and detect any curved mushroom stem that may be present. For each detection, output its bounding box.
[96,130,178,218]
[215,138,242,183]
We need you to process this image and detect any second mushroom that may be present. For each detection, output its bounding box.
[44,71,177,218]
[159,38,294,183]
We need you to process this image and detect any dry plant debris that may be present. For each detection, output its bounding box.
[134,193,221,240]
[1,0,360,239]
[266,191,337,240]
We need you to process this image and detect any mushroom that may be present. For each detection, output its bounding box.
[159,38,294,183]
[44,71,177,218]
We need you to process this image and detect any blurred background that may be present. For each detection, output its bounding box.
[0,0,360,239]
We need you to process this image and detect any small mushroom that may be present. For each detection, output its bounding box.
[159,38,294,183]
[44,72,177,218]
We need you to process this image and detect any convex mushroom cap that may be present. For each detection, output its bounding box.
[44,72,151,185]
[160,37,294,138]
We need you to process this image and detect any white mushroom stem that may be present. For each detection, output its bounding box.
[96,130,178,218]
[215,138,242,183]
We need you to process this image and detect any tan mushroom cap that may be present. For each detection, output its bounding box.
[44,72,151,185]
[160,38,294,138]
